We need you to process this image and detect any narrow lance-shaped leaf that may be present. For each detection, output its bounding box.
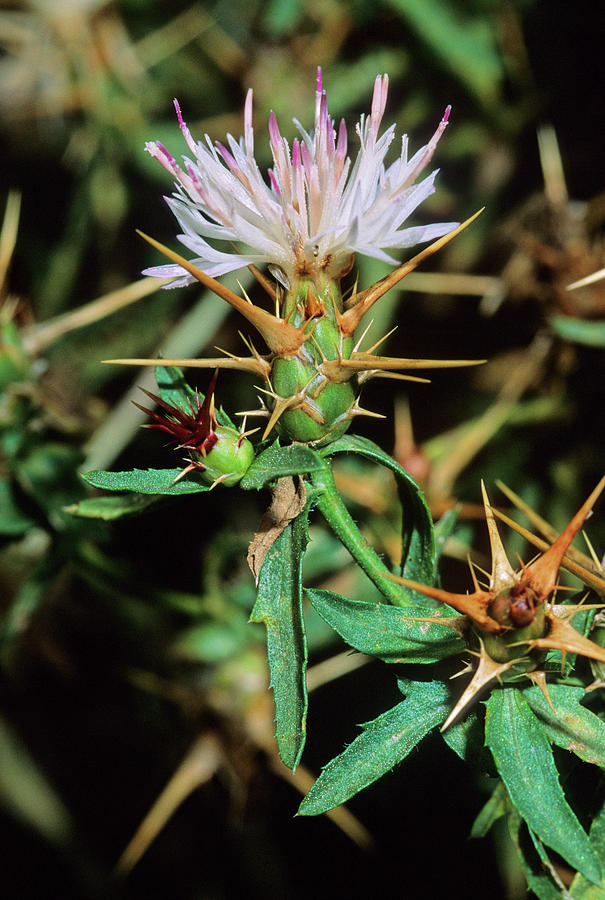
[298,679,451,816]
[433,505,460,574]
[83,468,211,495]
[528,825,577,899]
[470,780,508,839]
[441,709,488,769]
[485,688,602,886]
[570,795,605,897]
[306,588,465,663]
[65,492,160,520]
[550,316,605,348]
[0,479,35,535]
[309,455,414,607]
[505,807,566,900]
[523,683,605,768]
[250,503,310,771]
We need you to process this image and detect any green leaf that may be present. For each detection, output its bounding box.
[523,684,605,768]
[298,679,450,816]
[570,795,605,897]
[250,504,310,770]
[384,0,504,106]
[1,569,49,649]
[485,689,602,885]
[263,0,303,35]
[470,780,508,839]
[155,364,197,412]
[0,479,35,535]
[240,441,323,490]
[16,443,84,515]
[306,588,464,663]
[0,320,30,390]
[441,709,490,770]
[309,457,412,607]
[322,434,435,600]
[65,492,159,520]
[0,717,72,845]
[550,316,605,348]
[527,827,571,899]
[172,621,245,664]
[83,468,210,495]
[507,809,566,900]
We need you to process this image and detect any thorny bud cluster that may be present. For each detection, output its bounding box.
[135,371,254,487]
[392,478,605,729]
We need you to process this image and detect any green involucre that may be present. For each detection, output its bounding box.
[194,425,254,487]
[271,355,355,446]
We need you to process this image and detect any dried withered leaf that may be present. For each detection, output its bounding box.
[247,476,307,582]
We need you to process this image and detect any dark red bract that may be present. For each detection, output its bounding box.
[135,371,219,456]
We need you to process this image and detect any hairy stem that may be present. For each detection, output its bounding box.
[309,458,412,607]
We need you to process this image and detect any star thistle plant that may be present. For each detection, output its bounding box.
[82,69,605,894]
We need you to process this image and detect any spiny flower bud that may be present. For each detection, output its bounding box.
[135,372,254,487]
[390,477,605,729]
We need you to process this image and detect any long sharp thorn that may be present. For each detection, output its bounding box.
[526,475,605,597]
[386,573,500,632]
[467,555,480,592]
[526,670,555,713]
[352,319,374,353]
[441,643,516,731]
[102,355,271,378]
[356,371,431,385]
[528,615,605,664]
[490,507,605,596]
[261,395,296,440]
[237,281,253,304]
[365,327,398,355]
[329,355,485,374]
[582,532,602,569]
[341,209,484,332]
[246,262,276,300]
[567,266,605,291]
[137,231,305,354]
[480,481,516,592]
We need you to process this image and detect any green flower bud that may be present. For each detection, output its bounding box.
[135,372,254,487]
[191,425,254,486]
[266,278,357,446]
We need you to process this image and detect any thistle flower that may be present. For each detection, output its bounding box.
[109,71,484,446]
[391,477,605,728]
[143,69,456,286]
[135,371,254,487]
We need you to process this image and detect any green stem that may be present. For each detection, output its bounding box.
[309,457,412,607]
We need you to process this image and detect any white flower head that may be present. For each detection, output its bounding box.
[144,69,456,287]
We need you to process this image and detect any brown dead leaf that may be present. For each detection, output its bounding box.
[247,476,307,582]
